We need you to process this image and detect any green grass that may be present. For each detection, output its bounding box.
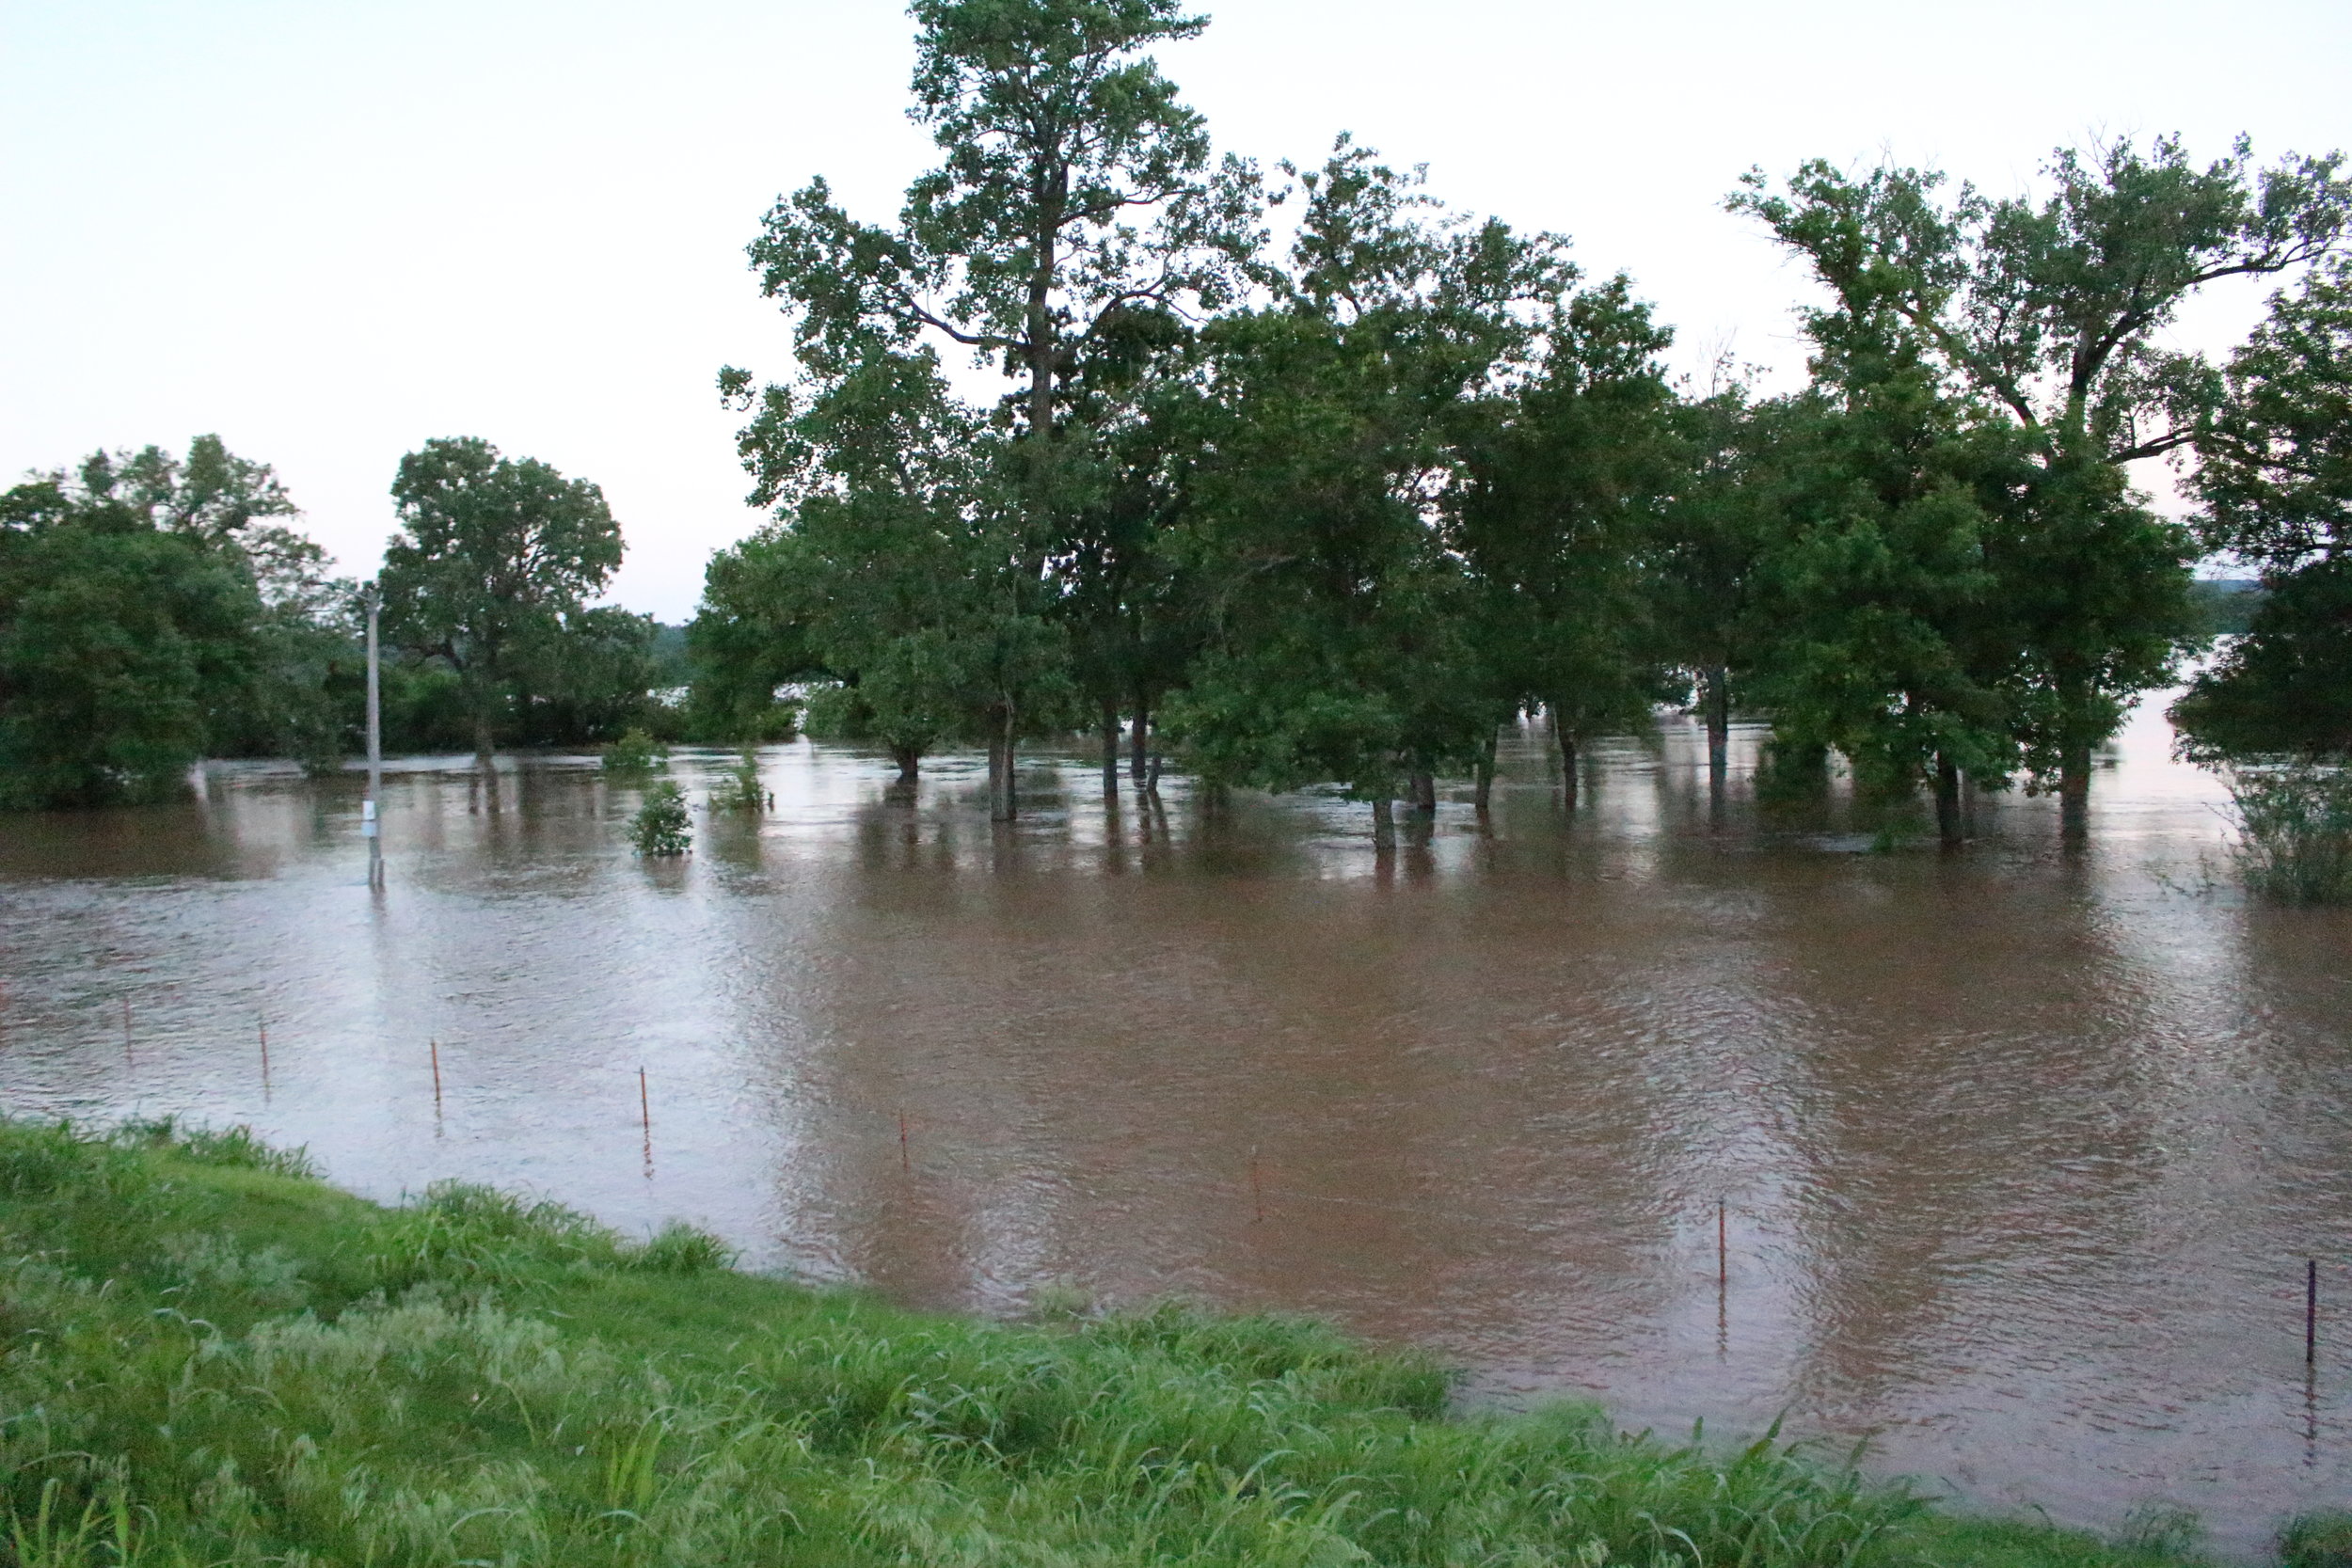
[0,1117,2220,1568]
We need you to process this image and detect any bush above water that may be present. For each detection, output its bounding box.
[0,1116,2232,1568]
[2229,764,2352,904]
[627,779,691,855]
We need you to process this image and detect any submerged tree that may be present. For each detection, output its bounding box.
[729,0,1259,819]
[2177,256,2352,759]
[1452,274,1678,809]
[379,437,623,805]
[0,437,342,808]
[1168,143,1571,844]
[1736,135,2349,833]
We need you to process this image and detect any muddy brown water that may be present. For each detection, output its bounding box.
[2,703,2346,1552]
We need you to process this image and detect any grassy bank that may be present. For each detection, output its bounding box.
[0,1118,2253,1568]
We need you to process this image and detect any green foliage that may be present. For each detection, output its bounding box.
[2172,562,2352,760]
[2183,258,2352,764]
[2197,255,2352,564]
[707,748,767,813]
[2281,1510,2352,1568]
[1731,134,2332,806]
[628,780,692,856]
[0,437,350,807]
[601,726,669,775]
[379,437,626,761]
[2226,763,2352,904]
[0,1117,2207,1568]
[1168,142,1574,813]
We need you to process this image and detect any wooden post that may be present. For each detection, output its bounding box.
[122,996,133,1064]
[2310,1259,2320,1367]
[430,1039,442,1110]
[639,1068,650,1134]
[260,1016,270,1092]
[898,1111,910,1172]
[1718,1199,1727,1288]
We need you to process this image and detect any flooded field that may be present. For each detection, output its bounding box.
[2,705,2345,1552]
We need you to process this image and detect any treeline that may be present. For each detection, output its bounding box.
[9,1,2349,846]
[684,0,2352,846]
[0,437,697,810]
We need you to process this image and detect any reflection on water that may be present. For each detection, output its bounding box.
[2,705,2347,1552]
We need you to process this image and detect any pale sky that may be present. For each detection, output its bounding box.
[4,0,2346,620]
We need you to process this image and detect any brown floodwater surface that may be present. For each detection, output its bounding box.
[2,705,2347,1552]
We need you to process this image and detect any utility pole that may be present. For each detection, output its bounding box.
[364,583,385,889]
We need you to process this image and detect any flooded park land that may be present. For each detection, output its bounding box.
[2,705,2347,1553]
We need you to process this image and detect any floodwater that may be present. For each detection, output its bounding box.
[1,704,2346,1553]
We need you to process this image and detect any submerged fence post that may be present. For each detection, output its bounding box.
[898,1111,910,1173]
[259,1015,270,1095]
[1718,1199,1727,1289]
[430,1039,443,1112]
[2310,1259,2320,1367]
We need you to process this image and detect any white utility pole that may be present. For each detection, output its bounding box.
[364,584,384,889]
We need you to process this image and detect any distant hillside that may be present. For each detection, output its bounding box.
[2189,578,2263,637]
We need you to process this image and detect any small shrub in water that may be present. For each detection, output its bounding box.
[628,781,691,856]
[2229,764,2352,904]
[707,748,766,814]
[602,727,669,775]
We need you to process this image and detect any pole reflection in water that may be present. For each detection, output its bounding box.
[0,702,2345,1553]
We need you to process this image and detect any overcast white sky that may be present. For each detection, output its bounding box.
[4,0,2346,620]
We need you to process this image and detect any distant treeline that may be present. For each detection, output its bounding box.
[6,2,2348,843]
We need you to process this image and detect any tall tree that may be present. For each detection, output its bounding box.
[1168,143,1569,846]
[1735,135,2350,833]
[729,0,1257,819]
[720,346,1060,784]
[1451,275,1678,809]
[0,439,325,806]
[2176,255,2352,757]
[378,438,622,805]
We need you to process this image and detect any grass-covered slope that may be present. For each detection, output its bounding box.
[0,1118,2232,1568]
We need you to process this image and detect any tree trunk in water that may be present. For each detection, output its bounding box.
[988,708,1017,822]
[1130,704,1149,783]
[1409,769,1437,815]
[1371,796,1396,850]
[893,746,921,784]
[2059,742,2090,841]
[1704,665,1729,795]
[1934,753,1963,847]
[1558,726,1580,812]
[472,713,501,815]
[1099,704,1120,796]
[1472,730,1497,815]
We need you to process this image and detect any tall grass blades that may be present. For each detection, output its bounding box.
[628,780,692,855]
[0,1115,2220,1568]
[2229,764,2352,903]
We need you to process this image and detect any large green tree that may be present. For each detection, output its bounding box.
[378,437,623,804]
[1451,275,1679,809]
[727,0,1257,819]
[2176,255,2352,757]
[1167,143,1569,845]
[0,438,330,807]
[718,346,1060,784]
[1735,135,2349,833]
